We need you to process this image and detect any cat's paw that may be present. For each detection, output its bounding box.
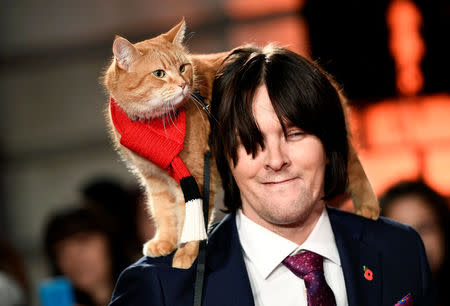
[172,252,196,269]
[171,241,200,269]
[355,204,380,220]
[143,239,177,257]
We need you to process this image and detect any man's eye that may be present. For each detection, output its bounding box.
[153,70,166,78]
[288,132,304,137]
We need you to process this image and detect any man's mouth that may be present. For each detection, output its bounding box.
[263,178,297,185]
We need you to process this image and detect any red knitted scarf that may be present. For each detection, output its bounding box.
[109,97,207,243]
[109,97,190,182]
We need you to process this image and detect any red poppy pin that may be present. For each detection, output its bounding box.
[363,265,373,281]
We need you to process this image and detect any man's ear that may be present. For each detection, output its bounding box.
[112,35,140,71]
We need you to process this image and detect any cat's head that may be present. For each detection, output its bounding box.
[104,19,194,120]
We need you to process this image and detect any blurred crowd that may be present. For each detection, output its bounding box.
[42,178,156,306]
[380,180,449,306]
[0,177,448,306]
[1,177,155,306]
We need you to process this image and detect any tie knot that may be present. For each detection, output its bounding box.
[282,250,324,278]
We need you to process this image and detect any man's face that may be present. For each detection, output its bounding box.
[231,85,327,232]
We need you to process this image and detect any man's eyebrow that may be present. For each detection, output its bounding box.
[282,120,296,128]
[282,121,306,133]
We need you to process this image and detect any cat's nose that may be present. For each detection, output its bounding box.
[179,82,186,89]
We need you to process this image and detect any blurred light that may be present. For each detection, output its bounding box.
[423,145,450,194]
[413,95,450,145]
[226,15,310,57]
[387,0,425,96]
[353,94,450,197]
[224,0,305,19]
[363,99,407,147]
[363,95,450,148]
[359,147,420,195]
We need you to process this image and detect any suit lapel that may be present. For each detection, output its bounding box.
[202,209,384,306]
[328,207,382,306]
[204,214,255,306]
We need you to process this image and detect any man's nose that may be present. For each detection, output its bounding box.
[264,142,289,171]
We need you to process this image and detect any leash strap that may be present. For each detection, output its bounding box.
[188,91,212,306]
[193,241,207,306]
[192,91,211,119]
[193,148,211,306]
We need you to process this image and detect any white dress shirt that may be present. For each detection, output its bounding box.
[236,207,348,306]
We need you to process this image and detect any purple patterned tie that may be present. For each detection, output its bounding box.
[283,250,337,306]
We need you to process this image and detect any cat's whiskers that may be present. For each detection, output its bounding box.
[164,101,173,131]
[161,111,167,134]
[188,96,209,130]
[167,100,184,135]
[193,83,208,91]
[167,110,177,130]
[192,84,212,100]
[168,100,177,117]
[156,98,184,135]
[190,93,219,126]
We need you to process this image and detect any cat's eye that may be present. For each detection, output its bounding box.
[180,64,186,73]
[153,69,166,78]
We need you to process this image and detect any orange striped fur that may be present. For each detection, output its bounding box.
[103,19,224,269]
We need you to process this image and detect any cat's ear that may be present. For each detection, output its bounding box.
[163,18,186,46]
[112,36,140,71]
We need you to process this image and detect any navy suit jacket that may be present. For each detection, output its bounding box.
[109,206,435,306]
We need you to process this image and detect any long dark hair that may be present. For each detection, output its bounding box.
[211,45,349,212]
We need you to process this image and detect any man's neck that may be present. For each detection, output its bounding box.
[242,202,325,245]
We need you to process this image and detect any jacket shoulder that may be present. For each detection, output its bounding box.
[328,206,419,240]
[327,207,435,304]
[109,255,196,306]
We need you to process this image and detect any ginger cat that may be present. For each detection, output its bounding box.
[103,19,379,269]
[103,20,224,269]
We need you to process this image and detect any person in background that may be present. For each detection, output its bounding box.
[131,188,157,247]
[0,236,29,306]
[44,207,130,306]
[380,180,449,306]
[80,178,141,260]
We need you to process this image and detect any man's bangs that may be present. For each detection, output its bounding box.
[227,52,267,164]
[267,84,314,138]
[231,87,308,165]
[233,111,264,163]
[230,86,264,165]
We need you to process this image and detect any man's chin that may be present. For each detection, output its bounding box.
[267,201,321,227]
[267,214,309,227]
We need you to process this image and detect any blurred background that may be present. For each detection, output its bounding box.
[1,0,449,305]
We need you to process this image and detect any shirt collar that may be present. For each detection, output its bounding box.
[301,207,341,266]
[236,206,341,280]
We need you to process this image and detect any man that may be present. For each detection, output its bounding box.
[109,45,434,306]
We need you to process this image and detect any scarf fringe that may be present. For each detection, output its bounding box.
[179,198,207,244]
